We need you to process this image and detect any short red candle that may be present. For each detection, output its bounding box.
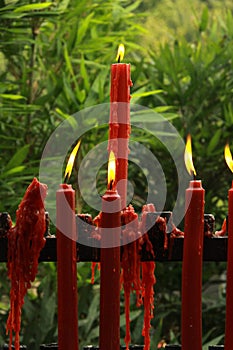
[56,184,78,350]
[109,61,132,209]
[224,180,233,350]
[99,189,121,350]
[181,180,205,350]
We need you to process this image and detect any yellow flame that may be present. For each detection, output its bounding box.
[64,140,81,181]
[184,134,197,176]
[108,151,116,186]
[116,44,125,62]
[225,144,233,173]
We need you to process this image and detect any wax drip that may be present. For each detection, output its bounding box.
[6,178,47,350]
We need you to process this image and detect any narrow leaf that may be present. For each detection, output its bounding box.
[14,3,53,12]
[5,145,30,171]
[131,89,163,99]
[77,13,94,44]
[1,166,26,177]
[199,7,209,32]
[80,54,90,91]
[207,130,221,155]
[0,94,26,100]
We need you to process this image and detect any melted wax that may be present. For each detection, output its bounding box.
[6,178,47,350]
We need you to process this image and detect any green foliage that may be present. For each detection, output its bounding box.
[137,7,233,226]
[0,0,146,215]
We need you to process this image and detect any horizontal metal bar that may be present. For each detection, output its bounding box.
[0,236,227,263]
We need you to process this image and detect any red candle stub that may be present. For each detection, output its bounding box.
[56,183,78,350]
[6,178,47,350]
[182,179,205,350]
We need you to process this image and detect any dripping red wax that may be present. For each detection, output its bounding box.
[6,178,47,350]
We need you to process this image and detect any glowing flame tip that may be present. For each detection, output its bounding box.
[116,44,125,63]
[64,140,81,182]
[225,143,233,173]
[184,134,197,177]
[108,151,116,188]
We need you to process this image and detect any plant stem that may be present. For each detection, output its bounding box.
[26,20,38,144]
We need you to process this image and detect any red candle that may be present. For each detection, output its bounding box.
[109,44,133,209]
[56,184,78,350]
[56,141,80,350]
[182,135,205,350]
[224,144,233,350]
[225,181,233,349]
[99,152,121,350]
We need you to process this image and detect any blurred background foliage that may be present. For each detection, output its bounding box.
[0,0,233,348]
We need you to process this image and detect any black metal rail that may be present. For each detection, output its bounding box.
[0,211,227,262]
[0,236,228,263]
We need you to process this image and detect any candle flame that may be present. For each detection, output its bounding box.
[225,143,233,173]
[64,140,81,182]
[116,44,125,63]
[184,134,197,176]
[108,151,116,189]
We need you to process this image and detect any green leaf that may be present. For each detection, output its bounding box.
[206,130,221,155]
[199,7,209,32]
[85,293,99,334]
[1,165,26,177]
[160,112,180,121]
[0,94,26,100]
[80,54,90,91]
[202,335,224,350]
[14,3,53,13]
[57,0,71,12]
[120,309,141,326]
[4,145,30,171]
[55,108,78,129]
[77,13,94,44]
[154,106,174,113]
[131,110,178,124]
[63,43,75,76]
[131,89,163,99]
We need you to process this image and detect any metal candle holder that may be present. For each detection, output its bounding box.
[0,211,226,348]
[0,212,229,263]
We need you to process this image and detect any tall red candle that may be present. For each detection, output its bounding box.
[99,152,121,350]
[182,135,205,350]
[56,184,78,350]
[224,144,233,350]
[182,180,205,350]
[225,181,233,350]
[109,44,133,209]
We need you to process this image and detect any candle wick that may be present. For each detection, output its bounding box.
[193,172,197,181]
[109,179,114,190]
[117,56,121,63]
[64,173,69,184]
